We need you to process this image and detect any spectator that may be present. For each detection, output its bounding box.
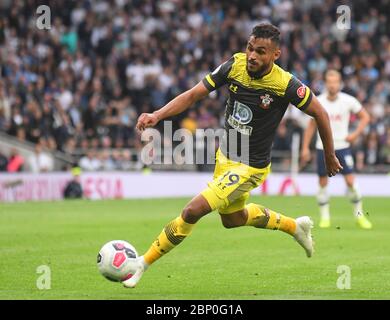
[379,133,390,165]
[78,150,101,171]
[7,149,24,172]
[0,150,8,171]
[273,121,291,152]
[197,105,218,129]
[0,81,11,128]
[181,110,198,134]
[364,131,380,166]
[27,143,54,173]
[63,167,83,199]
[273,120,292,171]
[99,149,116,171]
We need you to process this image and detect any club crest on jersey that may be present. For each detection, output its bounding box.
[297,85,306,98]
[259,94,273,110]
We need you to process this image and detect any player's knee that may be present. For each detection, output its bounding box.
[181,195,212,223]
[181,204,207,223]
[181,205,198,221]
[345,177,355,189]
[220,211,246,229]
[347,184,361,203]
[317,186,329,205]
[319,177,328,188]
[221,218,238,229]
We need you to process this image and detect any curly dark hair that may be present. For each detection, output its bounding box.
[251,23,281,46]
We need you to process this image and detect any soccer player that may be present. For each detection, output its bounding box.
[301,69,372,229]
[124,24,342,288]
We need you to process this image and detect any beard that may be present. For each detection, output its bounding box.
[246,62,270,79]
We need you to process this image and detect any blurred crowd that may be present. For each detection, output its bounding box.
[0,0,389,173]
[0,143,53,173]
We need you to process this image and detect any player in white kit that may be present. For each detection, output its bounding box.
[301,70,372,229]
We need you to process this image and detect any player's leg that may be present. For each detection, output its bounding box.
[219,199,314,257]
[318,176,330,227]
[124,149,226,288]
[143,193,211,263]
[219,196,296,235]
[123,194,212,288]
[219,205,247,228]
[211,151,313,257]
[316,149,331,228]
[338,148,372,229]
[344,173,372,229]
[203,149,297,237]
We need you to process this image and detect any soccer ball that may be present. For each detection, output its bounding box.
[97,240,139,282]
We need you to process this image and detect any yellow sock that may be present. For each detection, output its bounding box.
[144,215,195,265]
[245,203,297,235]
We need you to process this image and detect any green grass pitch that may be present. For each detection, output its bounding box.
[1,195,389,300]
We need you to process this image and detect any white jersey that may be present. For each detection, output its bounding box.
[316,91,362,150]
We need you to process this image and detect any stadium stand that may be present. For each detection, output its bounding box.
[0,0,389,173]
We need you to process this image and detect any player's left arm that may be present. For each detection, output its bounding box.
[286,77,342,177]
[300,118,317,165]
[303,95,343,177]
[346,108,370,143]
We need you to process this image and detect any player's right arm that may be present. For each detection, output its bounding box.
[136,81,210,131]
[136,56,233,131]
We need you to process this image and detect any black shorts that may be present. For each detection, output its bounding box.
[316,148,354,177]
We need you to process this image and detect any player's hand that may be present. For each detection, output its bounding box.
[136,112,160,132]
[346,132,359,144]
[300,148,312,167]
[325,153,343,177]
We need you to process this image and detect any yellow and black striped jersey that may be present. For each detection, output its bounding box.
[202,52,313,168]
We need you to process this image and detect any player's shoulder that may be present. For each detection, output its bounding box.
[218,52,245,77]
[338,92,362,108]
[340,91,362,111]
[231,52,243,58]
[271,64,294,86]
[338,91,359,102]
[318,91,357,102]
[232,52,246,60]
[230,52,246,68]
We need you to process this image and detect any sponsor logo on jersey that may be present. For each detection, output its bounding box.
[228,101,253,135]
[330,114,342,121]
[232,101,253,124]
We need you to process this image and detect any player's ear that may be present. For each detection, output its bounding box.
[273,48,281,61]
